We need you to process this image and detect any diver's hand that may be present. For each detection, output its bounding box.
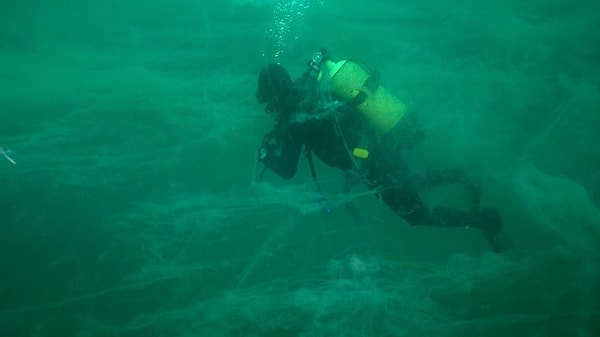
[258,130,280,161]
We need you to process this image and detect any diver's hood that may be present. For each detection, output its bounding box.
[256,63,293,113]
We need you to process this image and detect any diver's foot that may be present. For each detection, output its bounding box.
[476,208,511,252]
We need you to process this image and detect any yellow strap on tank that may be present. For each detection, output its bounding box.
[352,148,369,159]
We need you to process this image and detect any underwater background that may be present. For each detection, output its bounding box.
[1,0,599,336]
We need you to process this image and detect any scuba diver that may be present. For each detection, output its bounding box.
[255,48,508,252]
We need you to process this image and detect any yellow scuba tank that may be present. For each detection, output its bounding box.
[318,58,406,134]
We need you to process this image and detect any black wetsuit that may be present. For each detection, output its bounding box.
[258,69,504,248]
[259,71,352,177]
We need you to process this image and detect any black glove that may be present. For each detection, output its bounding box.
[258,129,281,162]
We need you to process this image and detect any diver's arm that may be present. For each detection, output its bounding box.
[258,127,302,179]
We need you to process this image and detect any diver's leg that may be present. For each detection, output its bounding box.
[426,206,506,252]
[364,159,480,229]
[381,187,505,251]
[413,169,482,210]
[362,155,507,251]
[380,186,470,228]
